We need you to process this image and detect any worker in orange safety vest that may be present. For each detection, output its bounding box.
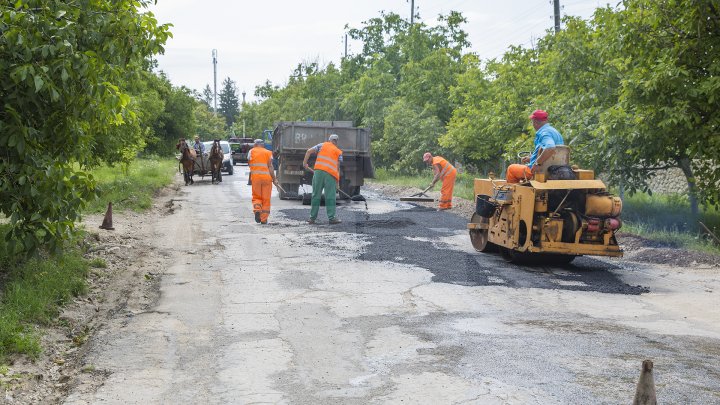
[303,134,343,224]
[423,152,457,210]
[247,139,279,224]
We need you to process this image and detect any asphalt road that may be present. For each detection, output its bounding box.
[65,166,720,404]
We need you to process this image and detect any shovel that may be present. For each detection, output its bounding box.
[400,184,435,202]
[338,187,367,202]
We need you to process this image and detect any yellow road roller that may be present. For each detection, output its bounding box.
[467,146,623,264]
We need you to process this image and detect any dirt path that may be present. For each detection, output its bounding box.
[3,175,719,403]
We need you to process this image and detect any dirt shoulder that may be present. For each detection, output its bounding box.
[2,182,183,404]
[365,181,720,268]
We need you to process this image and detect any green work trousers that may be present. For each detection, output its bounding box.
[310,169,337,220]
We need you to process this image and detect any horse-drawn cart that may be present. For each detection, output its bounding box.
[177,140,228,185]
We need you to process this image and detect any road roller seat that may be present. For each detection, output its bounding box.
[534,145,571,177]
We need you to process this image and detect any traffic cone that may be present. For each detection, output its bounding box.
[99,202,115,230]
[633,360,657,405]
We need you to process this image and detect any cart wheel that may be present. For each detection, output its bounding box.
[469,213,496,252]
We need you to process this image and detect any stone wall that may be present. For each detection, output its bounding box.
[647,168,688,195]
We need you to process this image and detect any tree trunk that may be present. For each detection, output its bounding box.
[677,156,699,216]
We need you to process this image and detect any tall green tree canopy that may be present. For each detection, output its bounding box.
[0,0,171,254]
[222,1,720,213]
[218,77,239,127]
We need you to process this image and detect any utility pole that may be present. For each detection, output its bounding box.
[409,0,415,24]
[553,0,561,33]
[344,34,348,58]
[241,91,246,137]
[212,49,218,115]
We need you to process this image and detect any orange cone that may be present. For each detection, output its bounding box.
[99,202,115,230]
[633,360,657,405]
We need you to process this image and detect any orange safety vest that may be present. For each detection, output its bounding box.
[432,156,456,180]
[313,141,343,180]
[248,146,274,181]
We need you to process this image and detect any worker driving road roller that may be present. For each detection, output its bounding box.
[506,109,564,183]
[468,109,623,264]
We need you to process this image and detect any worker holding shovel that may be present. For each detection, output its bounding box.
[303,134,343,224]
[423,152,457,210]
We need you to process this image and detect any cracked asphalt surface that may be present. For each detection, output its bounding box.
[65,169,720,404]
[281,205,649,295]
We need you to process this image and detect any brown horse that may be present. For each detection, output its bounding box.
[177,139,196,185]
[209,139,224,184]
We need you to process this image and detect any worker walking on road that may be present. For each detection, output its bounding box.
[506,109,564,183]
[303,134,343,224]
[248,139,279,224]
[423,152,457,210]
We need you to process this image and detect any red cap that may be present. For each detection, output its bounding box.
[529,109,548,120]
[422,152,432,162]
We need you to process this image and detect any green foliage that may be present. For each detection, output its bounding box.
[619,191,720,252]
[620,192,720,235]
[596,0,720,212]
[218,77,239,127]
[201,84,214,108]
[144,73,199,155]
[377,99,444,172]
[208,2,720,216]
[0,224,90,359]
[0,1,171,255]
[194,103,226,140]
[84,158,176,213]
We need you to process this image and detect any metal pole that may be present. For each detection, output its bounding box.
[553,0,561,33]
[344,34,348,58]
[410,0,415,24]
[241,91,246,137]
[212,49,218,115]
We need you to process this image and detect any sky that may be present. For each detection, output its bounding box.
[148,0,608,102]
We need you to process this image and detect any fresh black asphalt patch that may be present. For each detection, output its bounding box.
[280,204,649,295]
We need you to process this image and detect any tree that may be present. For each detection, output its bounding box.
[0,1,171,254]
[201,84,214,108]
[218,77,239,127]
[194,103,226,140]
[441,48,540,170]
[595,0,720,214]
[378,99,444,173]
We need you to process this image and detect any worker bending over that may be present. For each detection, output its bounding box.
[247,139,279,224]
[303,134,343,224]
[506,109,564,183]
[423,152,457,210]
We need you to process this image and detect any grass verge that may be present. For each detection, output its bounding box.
[0,225,88,360]
[373,168,477,201]
[84,157,177,213]
[371,169,720,253]
[0,157,177,361]
[620,192,720,253]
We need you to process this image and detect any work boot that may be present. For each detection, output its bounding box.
[307,218,316,224]
[328,217,342,225]
[260,221,268,225]
[254,212,261,223]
